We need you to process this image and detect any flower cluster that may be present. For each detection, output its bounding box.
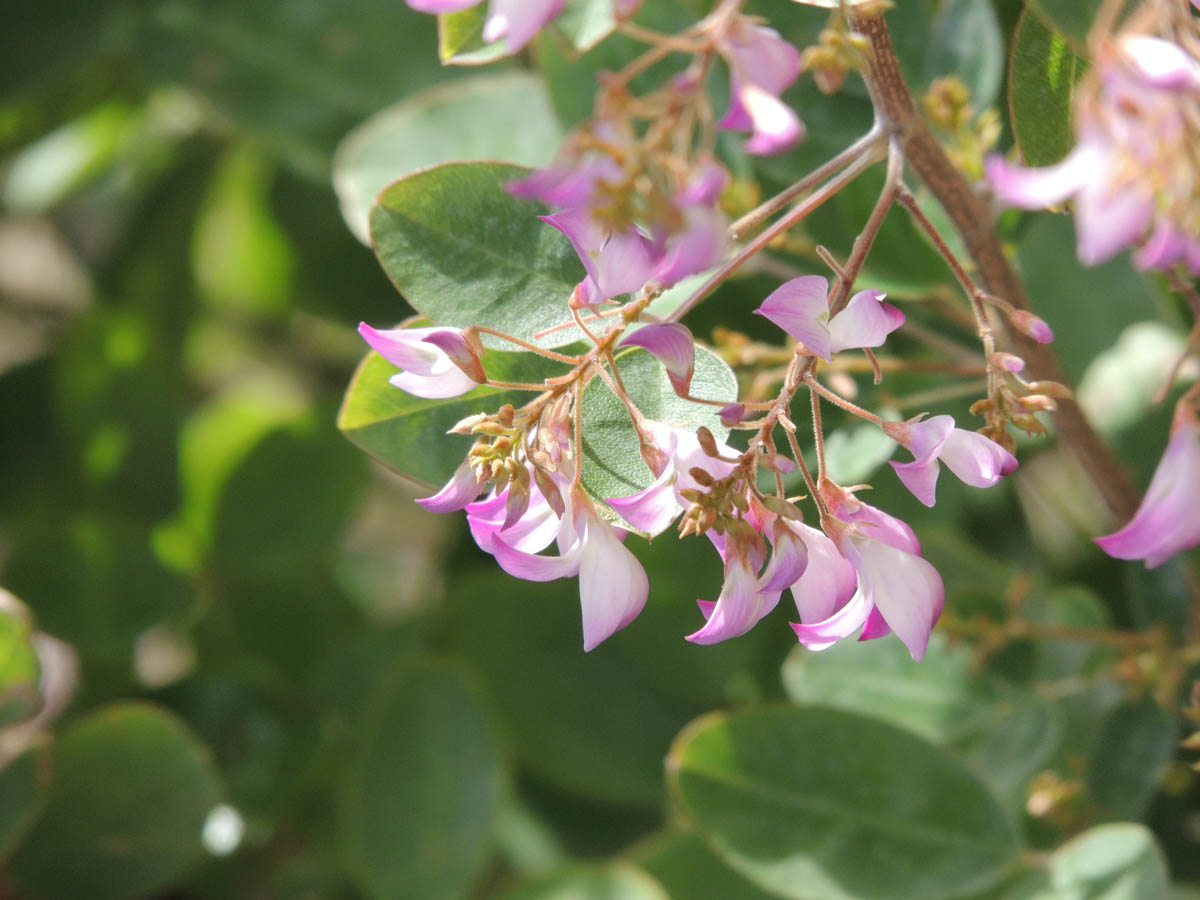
[987,30,1200,272]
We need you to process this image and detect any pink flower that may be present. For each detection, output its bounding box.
[358,323,484,399]
[606,421,737,537]
[405,0,566,53]
[884,415,1018,508]
[688,536,781,645]
[1095,420,1200,568]
[717,18,804,155]
[754,275,905,360]
[986,34,1200,272]
[619,323,696,396]
[479,483,649,650]
[541,208,657,305]
[417,457,487,514]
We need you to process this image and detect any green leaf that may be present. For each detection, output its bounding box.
[1038,823,1169,900]
[495,863,669,900]
[334,73,563,243]
[1026,0,1103,56]
[439,6,511,66]
[667,705,1021,900]
[822,421,897,486]
[370,162,599,348]
[1086,698,1176,819]
[0,596,41,729]
[1076,322,1188,437]
[338,346,574,488]
[0,744,52,862]
[926,0,1004,108]
[781,634,1061,806]
[337,660,504,900]
[637,831,785,900]
[1009,10,1088,167]
[554,0,619,53]
[579,346,736,514]
[7,703,222,900]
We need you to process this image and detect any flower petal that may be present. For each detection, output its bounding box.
[889,457,941,508]
[845,536,944,661]
[938,428,1018,487]
[389,367,480,399]
[787,522,857,622]
[606,469,682,537]
[759,523,809,592]
[578,516,649,650]
[1074,177,1154,266]
[620,322,696,396]
[483,0,566,51]
[754,275,832,359]
[417,458,486,513]
[985,143,1101,209]
[791,589,871,651]
[687,558,769,644]
[828,289,904,354]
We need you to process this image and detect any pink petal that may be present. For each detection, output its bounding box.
[606,467,681,537]
[1134,220,1190,271]
[687,558,769,644]
[832,496,921,555]
[359,323,442,375]
[482,0,566,51]
[858,606,892,641]
[421,330,486,384]
[739,85,804,156]
[791,589,871,651]
[985,143,1101,209]
[1074,177,1155,266]
[406,0,479,12]
[578,515,649,650]
[389,368,480,399]
[541,208,606,286]
[676,161,728,208]
[759,524,809,592]
[468,488,559,554]
[722,21,801,95]
[827,289,904,354]
[1096,424,1200,568]
[902,416,955,461]
[417,458,486,513]
[1119,35,1200,90]
[620,323,696,396]
[491,520,582,582]
[890,457,941,508]
[938,428,1018,487]
[787,522,857,622]
[844,536,943,661]
[652,209,727,287]
[754,275,832,359]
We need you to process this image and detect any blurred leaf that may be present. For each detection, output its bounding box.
[1017,823,1170,900]
[334,72,562,243]
[554,0,620,53]
[339,346,573,487]
[1017,214,1163,382]
[495,863,669,900]
[0,597,41,729]
[636,831,784,900]
[136,0,468,175]
[782,634,1061,806]
[1009,10,1087,167]
[1086,697,1176,820]
[192,145,295,317]
[823,421,897,485]
[579,346,736,520]
[667,705,1021,900]
[0,743,52,861]
[371,162,603,348]
[212,414,366,576]
[0,0,120,100]
[337,659,504,900]
[439,6,510,66]
[7,703,222,900]
[926,0,1004,108]
[1026,0,1102,55]
[1077,322,1190,437]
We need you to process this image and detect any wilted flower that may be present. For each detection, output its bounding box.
[884,415,1018,507]
[987,33,1200,272]
[754,274,904,359]
[358,323,485,399]
[1095,418,1200,568]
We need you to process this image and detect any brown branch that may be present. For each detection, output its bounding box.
[848,10,1140,522]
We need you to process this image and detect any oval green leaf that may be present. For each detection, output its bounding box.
[667,705,1021,900]
[334,73,562,243]
[370,162,602,348]
[1009,10,1088,168]
[337,659,505,900]
[1043,823,1169,900]
[0,743,52,862]
[0,595,41,729]
[579,345,736,514]
[1086,697,1176,820]
[7,703,222,900]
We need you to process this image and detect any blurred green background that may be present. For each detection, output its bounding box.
[1,1,1198,898]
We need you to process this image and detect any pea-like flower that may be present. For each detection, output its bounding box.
[717,17,804,155]
[1095,418,1200,568]
[358,323,485,399]
[986,33,1200,272]
[884,415,1018,507]
[754,274,904,359]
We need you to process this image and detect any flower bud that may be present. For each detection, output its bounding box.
[1009,310,1054,344]
[534,468,566,517]
[989,352,1025,374]
[696,426,720,457]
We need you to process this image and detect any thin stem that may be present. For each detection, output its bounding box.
[669,150,882,323]
[809,382,828,484]
[730,127,887,240]
[828,138,905,316]
[533,306,626,341]
[805,375,885,425]
[571,306,602,345]
[473,326,585,364]
[785,424,825,515]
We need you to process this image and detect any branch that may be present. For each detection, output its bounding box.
[848,10,1140,522]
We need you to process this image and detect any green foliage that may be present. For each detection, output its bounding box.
[0,745,52,861]
[7,704,222,900]
[495,863,669,900]
[337,660,504,900]
[668,705,1022,899]
[1009,10,1088,167]
[0,600,41,728]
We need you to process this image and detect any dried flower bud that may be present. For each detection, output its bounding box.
[533,468,566,517]
[1019,394,1058,413]
[496,404,515,427]
[1009,310,1054,344]
[1025,380,1073,400]
[696,426,720,457]
[688,467,715,487]
[449,413,488,435]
